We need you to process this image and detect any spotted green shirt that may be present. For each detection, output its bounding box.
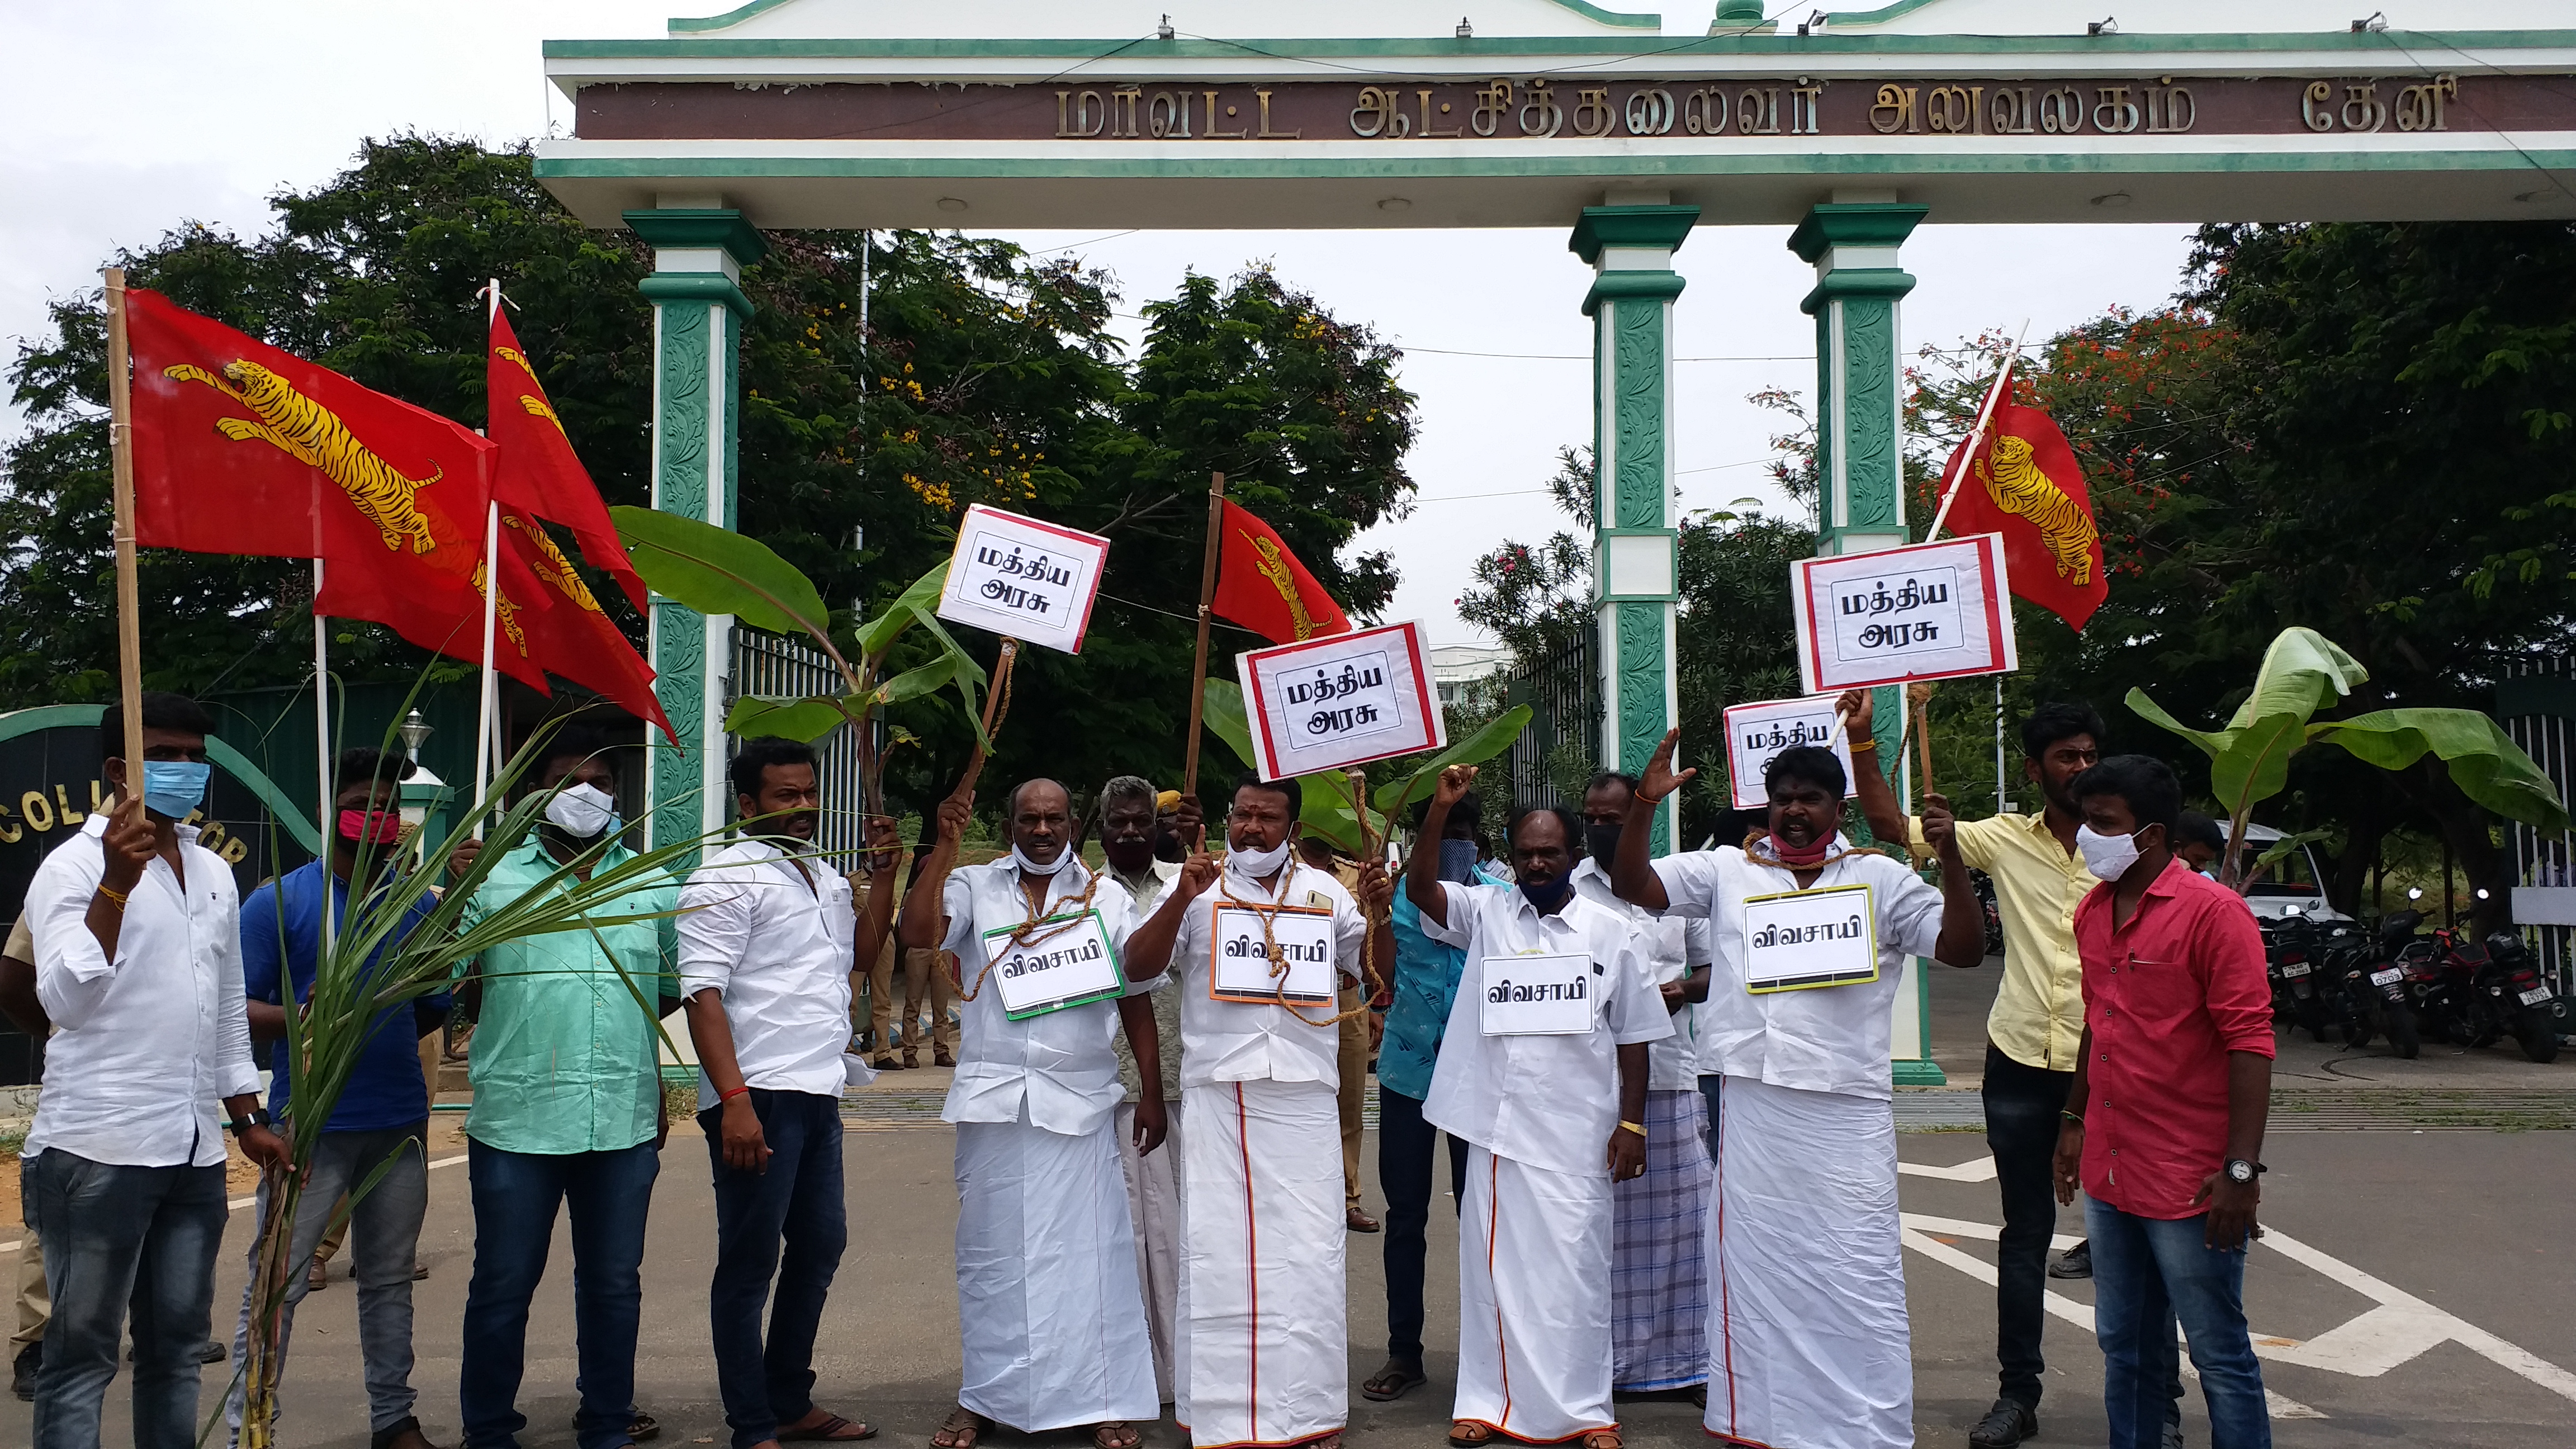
[460,839,680,1155]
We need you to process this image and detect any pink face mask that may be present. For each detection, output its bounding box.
[338,808,403,845]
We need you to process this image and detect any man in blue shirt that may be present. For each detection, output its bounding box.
[1361,789,1489,1405]
[224,748,447,1449]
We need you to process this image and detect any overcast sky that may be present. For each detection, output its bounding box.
[4,2,2200,647]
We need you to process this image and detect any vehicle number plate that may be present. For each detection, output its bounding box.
[2370,968,2403,987]
[2520,986,2554,1007]
[2281,962,2310,977]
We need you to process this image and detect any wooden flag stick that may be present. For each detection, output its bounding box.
[102,269,146,822]
[1180,471,1228,799]
[950,638,1021,802]
[1925,319,2030,543]
[1907,681,1938,804]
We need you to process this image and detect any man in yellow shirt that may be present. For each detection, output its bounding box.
[1848,690,2144,1449]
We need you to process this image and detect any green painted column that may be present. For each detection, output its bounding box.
[1571,200,1697,853]
[627,206,765,858]
[1789,197,1945,1085]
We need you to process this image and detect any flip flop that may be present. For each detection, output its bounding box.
[780,1412,876,1442]
[929,1409,984,1449]
[1360,1362,1427,1401]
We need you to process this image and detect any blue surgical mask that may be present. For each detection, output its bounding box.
[141,760,211,820]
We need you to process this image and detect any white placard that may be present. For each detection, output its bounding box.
[1209,902,1338,1005]
[1236,620,1445,781]
[935,504,1110,654]
[1479,952,1596,1036]
[1723,694,1861,811]
[1789,534,2018,695]
[1741,883,1879,993]
[982,911,1125,1019]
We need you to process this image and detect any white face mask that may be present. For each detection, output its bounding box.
[2076,823,2143,883]
[1225,837,1292,880]
[545,782,618,840]
[1009,842,1071,877]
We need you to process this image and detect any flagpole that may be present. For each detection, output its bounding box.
[1925,319,2030,542]
[1180,471,1228,801]
[101,269,147,824]
[474,279,505,839]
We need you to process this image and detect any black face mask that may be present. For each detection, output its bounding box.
[1583,822,1621,865]
[1519,875,1573,913]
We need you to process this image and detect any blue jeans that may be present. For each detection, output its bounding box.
[23,1149,229,1449]
[704,1090,847,1449]
[460,1138,662,1449]
[2086,1199,2271,1449]
[1375,1086,1469,1363]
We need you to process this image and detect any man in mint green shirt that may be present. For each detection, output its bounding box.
[446,731,679,1449]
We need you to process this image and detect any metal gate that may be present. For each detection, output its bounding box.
[728,627,867,865]
[1500,625,1599,813]
[2498,656,2576,997]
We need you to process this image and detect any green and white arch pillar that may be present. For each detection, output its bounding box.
[1789,195,1945,1084]
[627,203,765,857]
[1571,197,1698,854]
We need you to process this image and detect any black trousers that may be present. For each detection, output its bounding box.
[1984,1041,2075,1410]
[1377,1086,1470,1363]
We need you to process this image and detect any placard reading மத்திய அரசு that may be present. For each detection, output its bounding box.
[935,504,1111,655]
[1722,694,1860,811]
[1788,533,2018,695]
[1235,620,1445,781]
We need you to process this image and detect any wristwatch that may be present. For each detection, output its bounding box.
[227,1107,272,1137]
[2223,1158,2264,1185]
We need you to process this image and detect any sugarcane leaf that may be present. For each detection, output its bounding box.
[612,505,831,642]
[724,695,854,743]
[2310,707,2571,834]
[1372,706,1535,820]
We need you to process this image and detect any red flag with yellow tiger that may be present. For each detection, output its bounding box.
[123,288,548,680]
[1211,500,1351,644]
[1938,401,2109,632]
[486,306,651,612]
[493,511,675,741]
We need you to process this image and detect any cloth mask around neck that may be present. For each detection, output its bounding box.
[1225,837,1292,882]
[545,783,618,840]
[142,760,211,820]
[1010,842,1072,877]
[2076,823,2144,883]
[1765,831,1833,868]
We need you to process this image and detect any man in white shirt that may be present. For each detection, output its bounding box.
[1096,774,1193,1405]
[1123,771,1393,1449]
[900,776,1196,1449]
[20,692,287,1449]
[1571,771,1717,1401]
[1407,768,1669,1449]
[679,737,893,1449]
[1610,732,1985,1449]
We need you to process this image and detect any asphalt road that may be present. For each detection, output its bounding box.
[11,1107,2574,1449]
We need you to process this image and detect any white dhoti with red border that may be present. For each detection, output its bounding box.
[1453,1144,1617,1444]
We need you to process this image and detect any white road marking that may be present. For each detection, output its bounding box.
[1900,1215,2327,1420]
[1,1154,467,1255]
[1899,1156,2000,1183]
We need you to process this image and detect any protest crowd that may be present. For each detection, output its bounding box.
[6,680,2279,1449]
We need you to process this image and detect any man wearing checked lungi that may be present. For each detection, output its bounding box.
[1611,733,1987,1449]
[1406,765,1670,1449]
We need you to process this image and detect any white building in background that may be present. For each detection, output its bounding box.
[1432,644,1512,716]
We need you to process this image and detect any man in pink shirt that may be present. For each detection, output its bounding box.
[2053,756,2274,1449]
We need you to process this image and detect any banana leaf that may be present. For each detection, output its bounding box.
[1200,678,1258,772]
[2127,627,2370,818]
[612,505,834,648]
[2310,707,2569,834]
[1370,706,1535,822]
[724,695,855,743]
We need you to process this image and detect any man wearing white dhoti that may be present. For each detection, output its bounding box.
[1610,734,1986,1449]
[1125,771,1393,1449]
[1404,767,1668,1449]
[900,778,1200,1449]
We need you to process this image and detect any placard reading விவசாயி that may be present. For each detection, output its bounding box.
[981,910,1125,1020]
[1722,694,1861,811]
[1235,620,1445,780]
[1480,951,1596,1036]
[935,504,1111,654]
[1788,533,2018,695]
[1208,901,1338,1006]
[1740,883,1879,994]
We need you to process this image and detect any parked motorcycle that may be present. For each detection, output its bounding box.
[2260,907,2338,1043]
[1971,868,2005,958]
[2329,908,2422,1059]
[2407,921,2563,1064]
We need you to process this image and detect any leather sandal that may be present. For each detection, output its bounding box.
[1360,1360,1427,1401]
[1448,1422,1496,1447]
[779,1411,875,1442]
[1091,1424,1140,1449]
[1579,1432,1622,1449]
[929,1409,984,1449]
